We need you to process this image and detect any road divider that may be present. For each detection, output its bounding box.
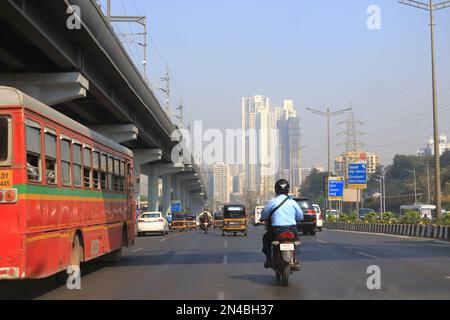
[325,222,450,241]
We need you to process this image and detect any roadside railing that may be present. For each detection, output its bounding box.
[324,222,450,241]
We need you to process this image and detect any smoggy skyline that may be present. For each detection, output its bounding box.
[101,0,450,167]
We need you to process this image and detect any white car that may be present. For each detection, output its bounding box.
[137,212,169,236]
[313,204,324,232]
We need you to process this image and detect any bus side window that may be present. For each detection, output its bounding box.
[26,121,42,183]
[120,161,125,192]
[114,159,120,191]
[60,138,72,186]
[100,154,107,191]
[93,151,100,190]
[83,147,92,189]
[73,143,82,187]
[108,156,114,191]
[44,129,57,185]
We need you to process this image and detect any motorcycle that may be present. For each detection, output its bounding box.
[271,229,301,287]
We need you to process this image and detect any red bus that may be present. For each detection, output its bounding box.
[0,86,135,280]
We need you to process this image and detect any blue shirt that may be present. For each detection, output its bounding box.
[261,195,304,227]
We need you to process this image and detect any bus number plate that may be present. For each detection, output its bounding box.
[0,171,12,189]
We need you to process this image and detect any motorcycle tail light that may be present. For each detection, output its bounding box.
[0,191,3,202]
[278,231,296,241]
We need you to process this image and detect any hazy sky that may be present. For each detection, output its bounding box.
[103,0,450,167]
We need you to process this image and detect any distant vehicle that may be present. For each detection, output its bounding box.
[313,204,324,232]
[325,209,340,219]
[223,204,247,237]
[358,208,376,220]
[185,213,197,230]
[293,198,317,236]
[400,204,436,219]
[213,212,224,230]
[171,213,188,232]
[254,206,265,226]
[137,212,169,236]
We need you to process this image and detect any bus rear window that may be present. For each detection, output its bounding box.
[0,116,12,165]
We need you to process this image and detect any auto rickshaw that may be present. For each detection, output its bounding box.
[222,205,247,237]
[171,213,187,232]
[213,212,224,230]
[185,213,197,230]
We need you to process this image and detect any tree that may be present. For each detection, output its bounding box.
[300,169,328,204]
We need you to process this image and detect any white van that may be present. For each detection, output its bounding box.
[254,206,265,226]
[313,204,324,232]
[400,204,436,219]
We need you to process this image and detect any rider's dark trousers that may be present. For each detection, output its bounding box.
[262,226,298,261]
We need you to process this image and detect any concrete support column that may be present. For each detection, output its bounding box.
[147,169,160,212]
[162,174,173,217]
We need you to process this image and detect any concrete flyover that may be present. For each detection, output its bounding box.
[0,0,207,212]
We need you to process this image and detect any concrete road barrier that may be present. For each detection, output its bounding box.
[325,222,449,241]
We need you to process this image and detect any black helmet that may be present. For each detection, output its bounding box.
[275,179,290,195]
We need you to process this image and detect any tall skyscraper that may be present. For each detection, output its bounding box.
[276,100,302,194]
[213,162,230,210]
[242,96,278,202]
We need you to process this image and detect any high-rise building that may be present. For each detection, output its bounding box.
[213,163,230,210]
[276,100,302,193]
[242,96,278,201]
[418,133,450,157]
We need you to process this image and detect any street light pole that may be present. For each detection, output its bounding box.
[306,106,351,211]
[399,0,450,218]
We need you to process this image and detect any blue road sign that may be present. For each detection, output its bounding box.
[348,163,368,189]
[328,177,345,200]
[171,201,182,213]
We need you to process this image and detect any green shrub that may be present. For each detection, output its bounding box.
[349,213,359,223]
[436,214,450,226]
[381,212,394,224]
[327,215,337,223]
[399,209,421,225]
[364,212,378,224]
[339,214,349,222]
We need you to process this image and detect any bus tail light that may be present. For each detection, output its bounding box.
[0,189,18,204]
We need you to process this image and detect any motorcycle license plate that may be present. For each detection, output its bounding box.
[280,244,295,251]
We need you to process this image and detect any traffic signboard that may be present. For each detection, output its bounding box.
[328,177,345,201]
[347,163,368,189]
[171,201,182,213]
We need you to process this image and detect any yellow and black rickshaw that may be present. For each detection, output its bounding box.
[185,213,197,230]
[171,213,187,232]
[213,212,224,230]
[222,205,247,237]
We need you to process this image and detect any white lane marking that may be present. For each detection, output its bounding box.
[328,229,428,241]
[224,241,228,248]
[217,292,225,300]
[316,239,328,244]
[223,255,228,265]
[355,251,381,260]
[160,238,167,242]
[132,248,143,253]
[434,240,450,245]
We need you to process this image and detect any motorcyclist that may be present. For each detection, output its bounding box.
[199,209,213,229]
[261,179,304,269]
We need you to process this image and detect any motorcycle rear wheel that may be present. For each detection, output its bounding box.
[281,265,290,287]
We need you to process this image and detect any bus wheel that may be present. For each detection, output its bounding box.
[70,235,82,269]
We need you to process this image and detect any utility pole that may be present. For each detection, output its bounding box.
[427,161,431,204]
[306,107,351,211]
[399,0,450,218]
[106,3,149,84]
[160,67,171,118]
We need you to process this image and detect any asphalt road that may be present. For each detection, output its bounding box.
[1,227,450,300]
